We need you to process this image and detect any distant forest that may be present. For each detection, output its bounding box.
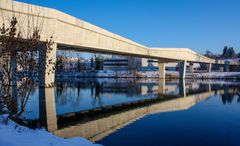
[204,46,239,59]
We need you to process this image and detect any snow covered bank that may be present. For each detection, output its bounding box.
[191,72,240,79]
[0,115,102,146]
[56,71,240,79]
[56,70,179,78]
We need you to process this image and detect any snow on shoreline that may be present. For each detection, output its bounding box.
[0,115,102,146]
[56,71,240,79]
[191,72,240,79]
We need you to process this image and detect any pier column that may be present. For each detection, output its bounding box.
[208,83,212,92]
[207,63,212,72]
[189,62,194,73]
[38,43,57,87]
[9,85,18,114]
[158,60,165,79]
[158,79,165,94]
[179,79,186,97]
[220,66,224,72]
[224,64,230,72]
[39,87,58,132]
[10,53,17,86]
[179,60,187,79]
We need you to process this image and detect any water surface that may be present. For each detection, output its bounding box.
[13,78,240,146]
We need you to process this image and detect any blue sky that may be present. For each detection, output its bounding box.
[17,0,240,54]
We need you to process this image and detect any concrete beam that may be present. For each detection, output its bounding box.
[0,0,219,65]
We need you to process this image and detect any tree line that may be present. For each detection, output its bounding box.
[204,46,240,59]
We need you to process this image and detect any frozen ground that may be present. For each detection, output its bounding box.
[0,115,102,146]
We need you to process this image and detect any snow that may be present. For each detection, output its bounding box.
[57,70,240,79]
[191,72,240,79]
[0,115,102,146]
[57,70,179,78]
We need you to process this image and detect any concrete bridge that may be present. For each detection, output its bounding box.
[0,0,226,87]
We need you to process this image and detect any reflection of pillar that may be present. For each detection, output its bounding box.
[38,43,57,87]
[179,79,186,97]
[158,79,165,94]
[158,61,165,79]
[189,62,194,73]
[39,87,58,132]
[208,63,212,72]
[179,60,187,79]
[9,85,18,114]
[189,82,193,91]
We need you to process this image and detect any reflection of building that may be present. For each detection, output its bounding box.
[103,56,179,71]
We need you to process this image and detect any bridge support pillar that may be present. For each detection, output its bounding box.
[224,64,230,72]
[189,62,194,73]
[158,61,165,79]
[38,43,57,87]
[220,66,224,72]
[8,85,18,114]
[208,63,212,72]
[158,79,165,94]
[179,60,187,79]
[10,53,17,86]
[179,79,186,97]
[39,87,58,132]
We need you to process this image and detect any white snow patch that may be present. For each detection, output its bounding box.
[0,115,102,146]
[191,72,240,78]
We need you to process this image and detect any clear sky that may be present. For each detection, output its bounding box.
[17,0,240,54]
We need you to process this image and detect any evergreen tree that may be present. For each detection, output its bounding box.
[223,46,228,58]
[222,46,236,59]
[228,47,235,58]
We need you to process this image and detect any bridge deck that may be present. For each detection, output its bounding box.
[0,0,224,64]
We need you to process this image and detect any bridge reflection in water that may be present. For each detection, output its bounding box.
[36,79,239,142]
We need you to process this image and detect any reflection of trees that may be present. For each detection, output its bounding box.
[221,93,235,104]
[221,85,240,104]
[55,82,83,107]
[187,83,209,95]
[56,82,63,96]
[237,93,240,103]
[91,81,103,107]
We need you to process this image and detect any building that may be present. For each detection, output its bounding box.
[141,58,178,71]
[103,57,182,71]
[103,55,142,71]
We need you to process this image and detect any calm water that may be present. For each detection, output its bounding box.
[15,78,240,146]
